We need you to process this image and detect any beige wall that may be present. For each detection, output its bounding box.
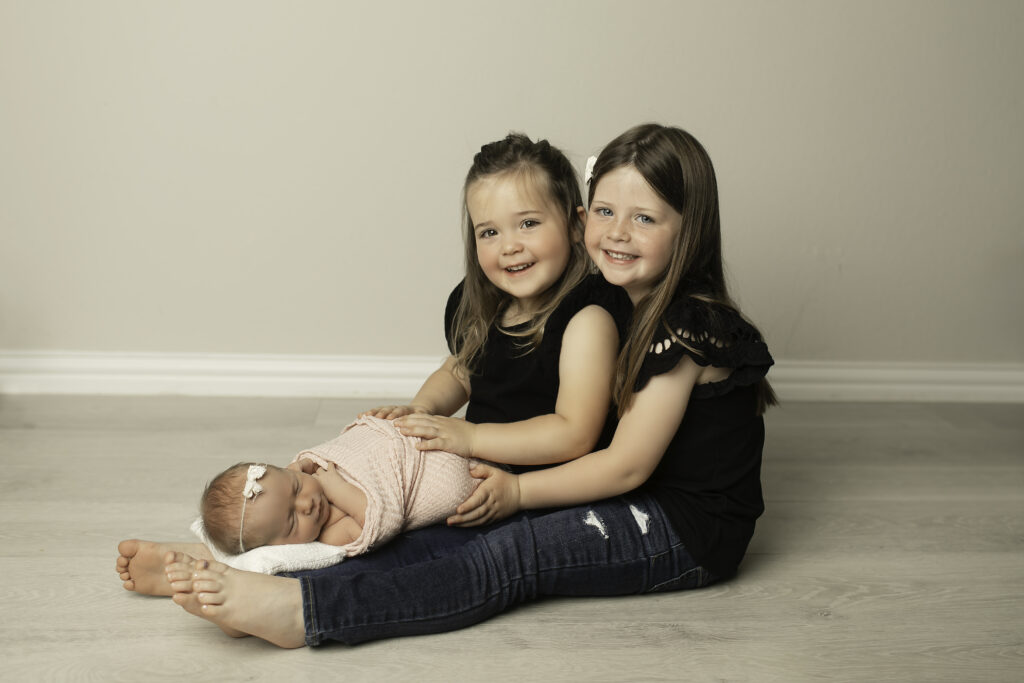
[2,0,1022,363]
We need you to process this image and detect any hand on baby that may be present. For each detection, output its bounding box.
[394,414,477,457]
[359,404,429,420]
[447,463,521,527]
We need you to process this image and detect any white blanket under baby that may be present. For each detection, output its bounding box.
[193,415,480,574]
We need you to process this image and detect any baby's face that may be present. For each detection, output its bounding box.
[244,465,330,545]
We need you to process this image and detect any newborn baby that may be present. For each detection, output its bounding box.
[201,415,482,558]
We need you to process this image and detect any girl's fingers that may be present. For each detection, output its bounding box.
[448,505,486,525]
[396,415,438,429]
[469,463,493,479]
[450,506,491,527]
[456,488,489,514]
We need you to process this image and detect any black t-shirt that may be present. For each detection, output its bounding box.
[636,292,774,578]
[444,274,631,467]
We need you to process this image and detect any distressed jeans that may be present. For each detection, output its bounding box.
[289,492,713,646]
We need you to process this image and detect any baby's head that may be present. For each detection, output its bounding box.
[201,462,330,554]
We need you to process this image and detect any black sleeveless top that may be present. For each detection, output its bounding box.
[444,274,631,468]
[636,291,774,578]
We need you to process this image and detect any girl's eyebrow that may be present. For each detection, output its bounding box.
[594,199,660,214]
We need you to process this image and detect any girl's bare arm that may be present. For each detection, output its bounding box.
[362,355,470,419]
[448,355,702,525]
[397,305,618,464]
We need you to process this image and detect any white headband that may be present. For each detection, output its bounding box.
[238,464,267,552]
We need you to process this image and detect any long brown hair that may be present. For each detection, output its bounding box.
[451,133,590,375]
[587,124,776,415]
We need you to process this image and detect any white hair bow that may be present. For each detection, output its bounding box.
[243,464,267,498]
[238,464,268,553]
[584,155,597,184]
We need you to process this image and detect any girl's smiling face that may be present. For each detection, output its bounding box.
[467,172,572,321]
[585,165,682,304]
[244,466,329,546]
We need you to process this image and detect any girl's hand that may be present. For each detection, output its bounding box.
[394,414,477,457]
[447,463,521,527]
[359,404,429,420]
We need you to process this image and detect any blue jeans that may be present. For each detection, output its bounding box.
[289,493,714,646]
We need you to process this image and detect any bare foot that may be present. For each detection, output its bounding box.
[116,539,212,596]
[168,553,306,648]
[165,551,248,639]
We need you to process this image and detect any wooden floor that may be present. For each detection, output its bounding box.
[0,395,1020,681]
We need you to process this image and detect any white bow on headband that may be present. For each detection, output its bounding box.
[238,464,267,553]
[584,155,597,184]
[243,464,267,498]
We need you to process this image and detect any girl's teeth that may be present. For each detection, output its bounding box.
[506,263,533,272]
[607,251,636,260]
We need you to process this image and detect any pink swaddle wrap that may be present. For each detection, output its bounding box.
[291,415,481,557]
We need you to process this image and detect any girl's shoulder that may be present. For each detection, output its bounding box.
[636,291,774,394]
[548,273,633,340]
[444,279,466,351]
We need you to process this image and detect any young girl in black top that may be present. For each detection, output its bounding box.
[363,133,628,470]
[163,123,775,648]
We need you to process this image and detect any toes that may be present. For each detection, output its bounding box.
[117,539,140,557]
[196,589,225,606]
[202,558,230,575]
[164,550,188,566]
[192,578,222,595]
[165,563,191,579]
[122,579,136,591]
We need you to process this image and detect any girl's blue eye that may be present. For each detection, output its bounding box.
[595,207,612,217]
[637,214,653,224]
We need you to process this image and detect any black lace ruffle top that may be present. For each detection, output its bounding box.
[636,292,774,578]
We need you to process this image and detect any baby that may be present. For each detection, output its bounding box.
[201,415,482,558]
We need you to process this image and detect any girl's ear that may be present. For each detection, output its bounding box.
[572,206,587,242]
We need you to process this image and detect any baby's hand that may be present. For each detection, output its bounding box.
[359,404,429,420]
[312,462,337,483]
[394,414,476,457]
[288,459,318,475]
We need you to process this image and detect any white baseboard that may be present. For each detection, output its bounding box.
[768,360,1024,403]
[0,351,440,399]
[0,351,1022,403]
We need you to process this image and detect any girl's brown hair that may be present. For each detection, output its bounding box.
[587,124,776,415]
[450,133,590,374]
